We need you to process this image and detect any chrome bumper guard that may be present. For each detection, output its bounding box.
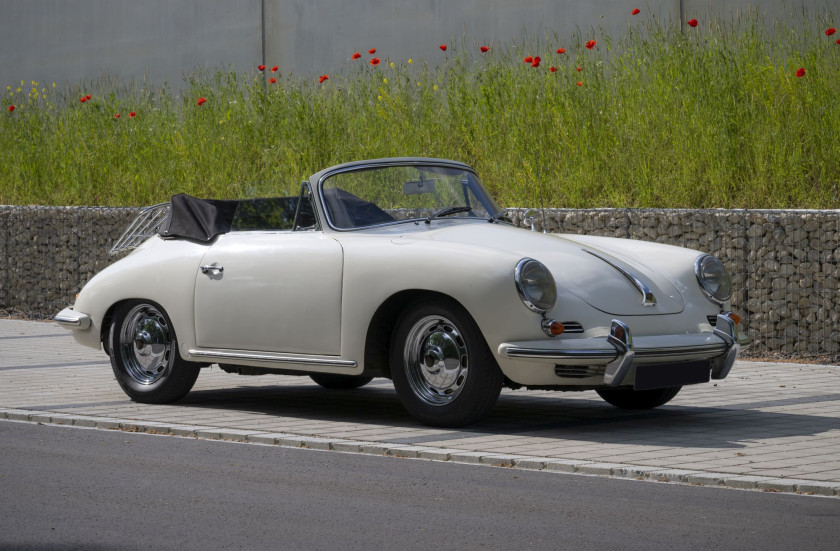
[54,308,91,330]
[502,313,743,387]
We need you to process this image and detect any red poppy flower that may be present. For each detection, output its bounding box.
[531,59,540,67]
[439,44,447,51]
[524,56,533,63]
[576,81,583,86]
[826,28,837,36]
[480,46,489,53]
[549,67,557,72]
[576,66,582,72]
[687,19,698,27]
[269,77,277,84]
[79,97,87,103]
[271,65,278,72]
[368,48,376,54]
[370,57,380,66]
[632,8,641,15]
[795,67,806,77]
[352,52,361,60]
[258,65,266,71]
[556,48,565,54]
[197,97,207,106]
[114,112,120,119]
[837,39,840,45]
[319,75,329,83]
[585,40,596,50]
[8,105,14,112]
[129,111,136,118]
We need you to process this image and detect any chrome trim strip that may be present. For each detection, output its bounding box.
[54,315,82,326]
[604,319,634,386]
[188,349,357,368]
[583,249,657,307]
[636,343,727,357]
[711,312,740,379]
[504,347,618,361]
[54,310,91,330]
[504,342,727,362]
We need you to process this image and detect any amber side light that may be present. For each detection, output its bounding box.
[728,312,742,325]
[548,321,565,336]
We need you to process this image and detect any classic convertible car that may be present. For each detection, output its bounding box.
[55,158,746,426]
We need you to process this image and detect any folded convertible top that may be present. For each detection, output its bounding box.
[158,193,239,242]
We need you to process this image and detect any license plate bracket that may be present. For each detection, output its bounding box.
[634,360,711,390]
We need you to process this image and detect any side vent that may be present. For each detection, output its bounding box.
[707,315,718,327]
[560,322,585,334]
[554,365,600,378]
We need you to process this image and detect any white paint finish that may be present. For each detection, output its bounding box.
[69,236,209,351]
[193,231,343,355]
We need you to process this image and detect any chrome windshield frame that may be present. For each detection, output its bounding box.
[314,158,504,232]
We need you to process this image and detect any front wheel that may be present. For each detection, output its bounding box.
[390,299,503,427]
[109,301,200,403]
[596,386,681,409]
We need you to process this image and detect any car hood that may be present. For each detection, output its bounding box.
[393,222,686,315]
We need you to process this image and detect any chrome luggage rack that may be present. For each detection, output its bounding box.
[109,203,170,256]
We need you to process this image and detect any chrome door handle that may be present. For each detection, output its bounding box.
[200,264,224,274]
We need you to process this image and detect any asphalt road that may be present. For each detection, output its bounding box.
[1,421,838,551]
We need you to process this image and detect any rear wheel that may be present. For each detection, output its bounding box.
[390,299,503,427]
[109,301,200,403]
[596,386,681,409]
[309,374,373,389]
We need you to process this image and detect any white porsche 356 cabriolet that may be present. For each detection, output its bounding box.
[56,158,746,427]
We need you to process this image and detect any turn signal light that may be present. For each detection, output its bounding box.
[727,312,742,325]
[542,319,565,337]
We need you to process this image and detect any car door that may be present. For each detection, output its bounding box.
[193,230,344,355]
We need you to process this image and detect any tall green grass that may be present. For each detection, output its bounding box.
[1,7,838,207]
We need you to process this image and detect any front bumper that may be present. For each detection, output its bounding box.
[499,313,745,387]
[54,308,91,330]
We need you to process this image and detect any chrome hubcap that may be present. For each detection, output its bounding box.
[403,315,469,406]
[119,304,172,385]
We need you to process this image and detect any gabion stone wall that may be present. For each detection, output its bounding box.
[508,208,839,357]
[0,206,140,318]
[1,206,837,357]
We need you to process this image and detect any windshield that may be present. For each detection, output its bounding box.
[320,164,502,230]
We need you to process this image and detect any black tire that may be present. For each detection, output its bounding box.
[109,301,200,403]
[309,374,374,389]
[390,298,503,427]
[596,386,681,409]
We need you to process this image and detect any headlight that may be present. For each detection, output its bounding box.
[695,254,732,304]
[515,258,557,313]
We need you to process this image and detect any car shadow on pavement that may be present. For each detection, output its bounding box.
[175,379,840,450]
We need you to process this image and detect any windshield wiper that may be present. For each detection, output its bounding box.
[487,209,511,224]
[424,206,473,224]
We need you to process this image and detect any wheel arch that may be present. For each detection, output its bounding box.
[363,289,472,379]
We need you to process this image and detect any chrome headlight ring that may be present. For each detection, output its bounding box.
[514,258,557,313]
[695,254,732,305]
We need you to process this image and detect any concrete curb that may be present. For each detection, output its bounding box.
[3,408,837,498]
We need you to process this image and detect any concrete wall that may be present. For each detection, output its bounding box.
[1,0,262,90]
[1,1,827,88]
[1,205,837,358]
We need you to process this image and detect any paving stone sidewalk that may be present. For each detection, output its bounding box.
[2,319,838,496]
